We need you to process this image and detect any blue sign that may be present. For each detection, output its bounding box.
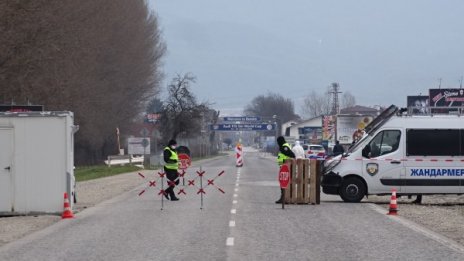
[222,116,261,122]
[210,123,275,131]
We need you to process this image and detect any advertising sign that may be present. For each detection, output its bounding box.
[210,123,275,131]
[128,137,150,155]
[336,115,373,145]
[322,115,336,147]
[407,95,429,114]
[222,116,261,122]
[278,164,291,189]
[429,89,464,107]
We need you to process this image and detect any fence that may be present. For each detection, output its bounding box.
[284,158,321,204]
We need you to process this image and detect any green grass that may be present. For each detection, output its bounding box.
[75,165,146,182]
[74,153,229,182]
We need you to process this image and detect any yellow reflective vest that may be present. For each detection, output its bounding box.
[277,143,292,166]
[164,146,179,170]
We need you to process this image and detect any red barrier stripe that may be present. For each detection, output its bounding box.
[196,171,205,176]
[149,181,156,187]
[158,172,165,178]
[197,189,206,195]
[188,180,195,186]
[138,172,145,178]
[218,188,225,194]
[415,159,424,161]
[158,190,166,196]
[218,170,225,176]
[178,189,186,195]
[445,159,454,162]
[430,159,438,162]
[207,179,214,185]
[138,190,145,196]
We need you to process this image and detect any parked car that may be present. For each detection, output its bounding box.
[306,144,326,159]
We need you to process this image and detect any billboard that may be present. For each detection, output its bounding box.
[336,115,373,145]
[429,89,464,107]
[407,95,429,114]
[322,115,336,148]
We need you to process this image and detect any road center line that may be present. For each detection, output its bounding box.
[231,209,236,214]
[226,237,234,246]
[229,220,236,227]
[233,200,237,204]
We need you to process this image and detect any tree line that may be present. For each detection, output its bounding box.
[0,0,165,164]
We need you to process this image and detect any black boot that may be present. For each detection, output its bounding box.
[275,198,283,204]
[170,191,179,201]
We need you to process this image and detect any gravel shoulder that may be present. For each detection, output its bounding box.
[1,168,464,248]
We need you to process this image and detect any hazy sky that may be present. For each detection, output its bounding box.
[152,0,464,116]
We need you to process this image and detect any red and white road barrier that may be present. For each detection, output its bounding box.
[235,145,243,167]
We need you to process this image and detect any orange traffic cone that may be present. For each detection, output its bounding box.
[62,192,74,219]
[387,188,398,215]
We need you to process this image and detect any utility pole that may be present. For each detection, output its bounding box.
[329,82,342,115]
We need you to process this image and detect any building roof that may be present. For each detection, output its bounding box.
[340,105,381,115]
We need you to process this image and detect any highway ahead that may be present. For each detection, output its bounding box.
[1,149,463,261]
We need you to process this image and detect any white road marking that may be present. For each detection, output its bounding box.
[235,183,239,187]
[233,200,238,204]
[233,194,238,197]
[229,220,236,227]
[226,237,234,246]
[231,209,236,214]
[234,188,239,192]
[368,204,464,254]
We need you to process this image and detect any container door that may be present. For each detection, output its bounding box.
[0,128,13,212]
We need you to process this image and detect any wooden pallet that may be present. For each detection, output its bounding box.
[284,159,320,204]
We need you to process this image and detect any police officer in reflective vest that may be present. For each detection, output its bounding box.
[275,136,295,204]
[164,139,180,201]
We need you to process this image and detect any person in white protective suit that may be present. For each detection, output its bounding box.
[292,141,306,159]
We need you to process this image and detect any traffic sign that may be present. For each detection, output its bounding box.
[278,164,291,189]
[209,123,275,131]
[222,116,261,122]
[178,153,191,170]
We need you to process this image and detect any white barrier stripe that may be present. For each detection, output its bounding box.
[335,158,463,162]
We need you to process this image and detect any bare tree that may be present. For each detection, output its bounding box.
[301,88,332,118]
[159,73,214,141]
[244,92,300,123]
[341,91,356,109]
[0,0,166,164]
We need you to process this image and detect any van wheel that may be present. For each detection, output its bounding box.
[339,177,365,203]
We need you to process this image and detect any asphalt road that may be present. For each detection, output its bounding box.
[0,149,463,261]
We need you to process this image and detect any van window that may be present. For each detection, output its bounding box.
[406,129,460,156]
[362,130,400,158]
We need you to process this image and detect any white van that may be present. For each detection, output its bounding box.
[322,105,464,202]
